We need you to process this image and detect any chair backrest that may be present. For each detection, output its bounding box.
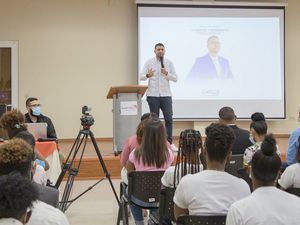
[177,215,226,225]
[225,154,243,177]
[127,171,164,205]
[287,188,300,197]
[158,187,176,223]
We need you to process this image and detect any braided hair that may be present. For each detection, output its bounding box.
[173,129,203,187]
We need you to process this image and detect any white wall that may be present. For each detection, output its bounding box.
[0,0,299,138]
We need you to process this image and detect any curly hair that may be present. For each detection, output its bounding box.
[0,138,34,177]
[0,110,27,138]
[173,129,204,187]
[0,172,38,220]
[205,123,235,162]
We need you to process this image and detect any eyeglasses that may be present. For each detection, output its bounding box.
[30,104,41,107]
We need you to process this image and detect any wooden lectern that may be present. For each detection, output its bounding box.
[107,85,147,155]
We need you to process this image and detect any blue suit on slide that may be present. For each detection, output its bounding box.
[186,54,233,81]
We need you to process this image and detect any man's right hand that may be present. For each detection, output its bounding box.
[146,68,155,78]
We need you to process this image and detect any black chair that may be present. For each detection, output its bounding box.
[117,171,165,225]
[287,187,300,197]
[225,154,243,177]
[177,215,227,225]
[150,187,176,225]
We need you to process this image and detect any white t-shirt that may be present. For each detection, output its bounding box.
[28,200,69,225]
[278,163,300,189]
[173,170,251,215]
[161,163,204,188]
[0,218,23,225]
[226,186,300,225]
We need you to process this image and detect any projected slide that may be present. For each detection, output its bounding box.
[138,6,285,118]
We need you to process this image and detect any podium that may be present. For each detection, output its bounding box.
[107,85,147,154]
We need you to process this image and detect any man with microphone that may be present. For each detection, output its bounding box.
[140,43,178,146]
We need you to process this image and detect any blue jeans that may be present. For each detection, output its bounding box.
[147,96,173,144]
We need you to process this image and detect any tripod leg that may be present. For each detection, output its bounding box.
[59,132,89,212]
[60,168,77,212]
[55,131,86,188]
[89,130,120,206]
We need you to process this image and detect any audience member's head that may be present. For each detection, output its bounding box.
[140,112,157,121]
[0,172,38,224]
[250,112,267,143]
[136,117,168,168]
[14,131,35,149]
[174,129,203,187]
[0,110,27,139]
[204,123,235,168]
[251,134,281,188]
[136,112,158,145]
[25,97,41,117]
[219,106,236,124]
[0,139,34,179]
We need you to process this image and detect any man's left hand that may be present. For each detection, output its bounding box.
[161,68,168,76]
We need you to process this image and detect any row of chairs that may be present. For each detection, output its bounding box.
[117,155,300,225]
[117,171,227,225]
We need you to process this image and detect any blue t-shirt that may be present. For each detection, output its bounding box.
[286,128,300,165]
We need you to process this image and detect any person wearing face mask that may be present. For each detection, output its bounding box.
[24,97,57,139]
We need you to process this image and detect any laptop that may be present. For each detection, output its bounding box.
[26,123,47,140]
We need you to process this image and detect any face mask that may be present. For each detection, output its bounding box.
[31,106,41,116]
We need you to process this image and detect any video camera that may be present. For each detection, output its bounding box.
[80,106,94,127]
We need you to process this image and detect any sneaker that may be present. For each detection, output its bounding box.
[170,144,178,152]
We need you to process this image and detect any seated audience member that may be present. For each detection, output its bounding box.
[14,131,48,186]
[0,110,49,184]
[0,139,60,210]
[161,129,204,188]
[218,106,252,154]
[286,109,300,165]
[24,97,57,139]
[279,141,300,189]
[226,134,300,225]
[244,112,280,169]
[0,172,38,225]
[173,123,250,219]
[120,112,157,167]
[125,117,174,225]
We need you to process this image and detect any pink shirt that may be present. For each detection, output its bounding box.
[120,135,139,167]
[129,147,174,171]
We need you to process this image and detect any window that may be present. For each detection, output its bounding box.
[0,41,18,107]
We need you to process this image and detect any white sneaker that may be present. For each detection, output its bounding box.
[170,143,178,152]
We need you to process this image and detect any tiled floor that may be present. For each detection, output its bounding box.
[59,179,134,225]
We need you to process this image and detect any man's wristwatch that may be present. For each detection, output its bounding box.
[146,74,150,78]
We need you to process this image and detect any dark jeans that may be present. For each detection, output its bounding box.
[147,96,173,144]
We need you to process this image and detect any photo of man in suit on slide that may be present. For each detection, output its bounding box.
[186,36,233,81]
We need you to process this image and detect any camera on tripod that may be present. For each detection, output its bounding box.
[80,106,95,127]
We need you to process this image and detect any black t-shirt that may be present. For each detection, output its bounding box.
[25,113,57,139]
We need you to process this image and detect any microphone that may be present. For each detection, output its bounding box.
[160,56,164,68]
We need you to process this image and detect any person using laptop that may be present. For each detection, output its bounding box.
[25,97,57,139]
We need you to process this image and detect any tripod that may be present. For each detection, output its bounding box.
[55,124,120,212]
